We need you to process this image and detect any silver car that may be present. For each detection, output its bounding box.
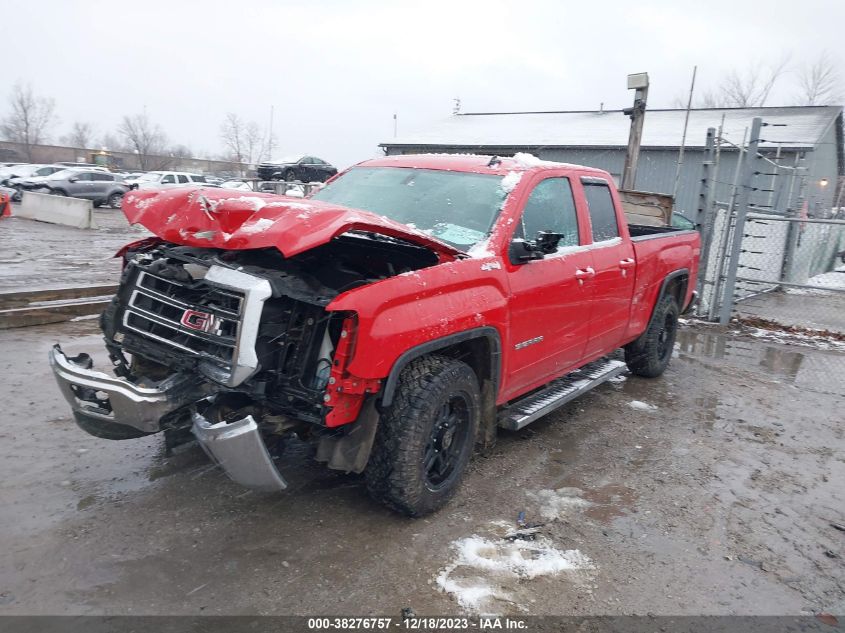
[38,169,129,208]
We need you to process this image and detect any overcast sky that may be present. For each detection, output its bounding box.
[5,0,844,168]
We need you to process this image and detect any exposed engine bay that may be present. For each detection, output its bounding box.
[50,231,440,490]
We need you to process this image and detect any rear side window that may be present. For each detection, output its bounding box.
[514,178,580,249]
[191,175,207,183]
[582,179,620,241]
[91,173,113,181]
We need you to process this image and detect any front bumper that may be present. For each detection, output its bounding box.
[49,344,204,434]
[192,413,287,492]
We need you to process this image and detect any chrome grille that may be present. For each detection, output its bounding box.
[122,270,244,367]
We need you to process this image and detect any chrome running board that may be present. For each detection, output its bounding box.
[499,358,626,431]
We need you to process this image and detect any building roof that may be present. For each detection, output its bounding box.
[382,105,843,151]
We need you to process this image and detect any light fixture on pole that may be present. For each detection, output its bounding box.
[621,72,649,191]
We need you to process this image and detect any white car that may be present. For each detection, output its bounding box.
[126,171,209,190]
[219,180,253,191]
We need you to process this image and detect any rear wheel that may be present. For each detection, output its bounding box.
[624,294,679,377]
[365,355,480,516]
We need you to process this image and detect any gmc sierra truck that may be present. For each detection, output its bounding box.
[50,153,699,516]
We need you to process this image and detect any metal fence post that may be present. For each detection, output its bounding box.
[719,117,762,325]
[780,155,804,284]
[695,128,717,297]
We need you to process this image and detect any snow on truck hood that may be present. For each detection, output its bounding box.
[121,187,462,259]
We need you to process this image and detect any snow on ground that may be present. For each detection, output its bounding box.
[436,488,596,614]
[785,265,845,294]
[531,488,592,521]
[737,324,845,352]
[629,400,658,412]
[436,535,594,614]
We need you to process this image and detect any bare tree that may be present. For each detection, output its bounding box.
[795,51,841,105]
[0,82,57,161]
[61,121,95,148]
[719,55,791,107]
[220,113,269,173]
[220,112,246,171]
[118,113,168,170]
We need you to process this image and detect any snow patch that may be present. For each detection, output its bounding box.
[500,171,522,193]
[436,535,594,613]
[785,265,845,294]
[531,488,592,521]
[239,218,276,234]
[629,400,658,411]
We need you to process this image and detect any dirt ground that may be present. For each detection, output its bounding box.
[0,318,842,617]
[0,210,149,291]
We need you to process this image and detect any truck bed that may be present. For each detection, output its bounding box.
[626,228,700,340]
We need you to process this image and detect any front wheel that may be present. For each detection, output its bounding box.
[108,192,124,209]
[365,355,480,517]
[624,294,679,378]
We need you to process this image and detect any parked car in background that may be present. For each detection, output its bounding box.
[204,176,225,186]
[220,180,253,191]
[0,164,69,201]
[0,163,67,185]
[39,168,129,208]
[256,155,337,182]
[55,162,110,171]
[125,171,208,189]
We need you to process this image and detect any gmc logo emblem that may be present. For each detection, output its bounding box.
[180,309,219,334]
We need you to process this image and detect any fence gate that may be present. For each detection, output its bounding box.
[695,117,845,333]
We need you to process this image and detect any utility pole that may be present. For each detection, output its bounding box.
[621,73,649,191]
[672,66,697,199]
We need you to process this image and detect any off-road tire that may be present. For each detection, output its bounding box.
[624,294,679,378]
[365,355,480,517]
[73,415,155,440]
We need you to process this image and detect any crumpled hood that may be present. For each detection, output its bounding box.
[121,187,461,259]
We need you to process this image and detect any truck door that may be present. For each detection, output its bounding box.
[503,176,594,400]
[580,177,636,358]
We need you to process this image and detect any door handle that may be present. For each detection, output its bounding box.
[618,258,635,269]
[575,267,595,279]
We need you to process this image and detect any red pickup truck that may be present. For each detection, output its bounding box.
[50,153,699,516]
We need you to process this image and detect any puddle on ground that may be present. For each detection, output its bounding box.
[675,328,844,396]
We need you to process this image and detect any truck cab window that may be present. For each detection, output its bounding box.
[514,177,579,249]
[582,180,619,241]
[161,174,176,184]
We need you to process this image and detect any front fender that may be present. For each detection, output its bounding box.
[327,257,509,386]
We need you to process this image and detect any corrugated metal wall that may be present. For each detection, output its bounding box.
[385,144,822,217]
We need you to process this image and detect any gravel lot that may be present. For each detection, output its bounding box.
[0,209,149,291]
[0,319,842,617]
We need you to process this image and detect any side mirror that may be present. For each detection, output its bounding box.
[509,231,564,264]
[68,177,78,183]
[535,231,563,254]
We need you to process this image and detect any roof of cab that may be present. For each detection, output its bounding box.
[358,153,609,177]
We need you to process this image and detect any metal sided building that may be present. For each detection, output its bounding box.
[380,106,844,218]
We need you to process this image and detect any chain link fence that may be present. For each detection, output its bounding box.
[694,116,845,336]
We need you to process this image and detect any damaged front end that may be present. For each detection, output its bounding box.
[50,231,441,492]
